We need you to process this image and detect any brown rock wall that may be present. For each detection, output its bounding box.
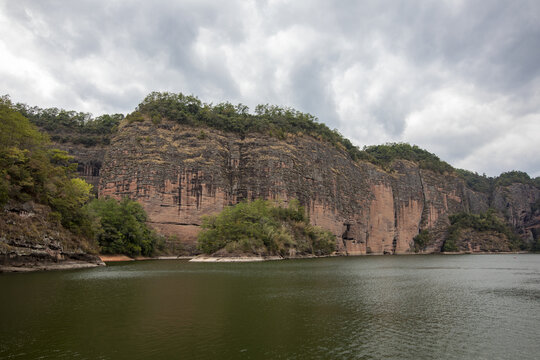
[492,183,540,246]
[98,118,538,255]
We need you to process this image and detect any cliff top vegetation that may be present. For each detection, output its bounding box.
[133,91,363,160]
[7,92,539,187]
[131,92,459,174]
[15,102,123,146]
[443,210,525,252]
[455,169,540,193]
[357,142,454,174]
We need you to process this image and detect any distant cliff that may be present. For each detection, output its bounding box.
[24,93,540,255]
[96,117,539,254]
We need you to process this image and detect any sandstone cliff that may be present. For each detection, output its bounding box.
[0,202,104,272]
[95,117,540,254]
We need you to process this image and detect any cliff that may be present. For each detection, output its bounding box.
[0,202,104,272]
[95,117,540,255]
[19,95,538,257]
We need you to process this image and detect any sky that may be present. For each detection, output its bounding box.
[1,0,539,177]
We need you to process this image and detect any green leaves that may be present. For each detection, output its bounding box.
[85,197,157,257]
[1,98,158,256]
[15,101,123,146]
[412,229,431,252]
[0,98,96,236]
[359,142,454,174]
[445,210,525,251]
[197,199,336,256]
[134,92,365,161]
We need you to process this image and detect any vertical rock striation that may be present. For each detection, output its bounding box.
[96,119,539,254]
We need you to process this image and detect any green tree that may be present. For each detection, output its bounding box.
[197,199,335,256]
[0,96,95,235]
[86,197,157,256]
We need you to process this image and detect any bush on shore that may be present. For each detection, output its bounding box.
[197,199,336,257]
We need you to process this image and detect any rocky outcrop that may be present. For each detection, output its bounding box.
[51,142,105,193]
[0,202,104,272]
[492,183,540,247]
[448,228,513,253]
[95,118,539,255]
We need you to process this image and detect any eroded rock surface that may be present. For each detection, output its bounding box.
[0,202,104,272]
[95,119,540,254]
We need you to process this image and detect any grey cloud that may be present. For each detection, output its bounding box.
[1,0,539,176]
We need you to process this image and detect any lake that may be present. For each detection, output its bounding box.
[1,254,539,359]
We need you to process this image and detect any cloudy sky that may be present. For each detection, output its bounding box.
[1,0,539,177]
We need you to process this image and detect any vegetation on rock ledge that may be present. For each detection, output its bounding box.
[443,210,525,252]
[15,102,123,146]
[197,199,336,257]
[358,143,453,174]
[412,229,432,252]
[0,96,93,235]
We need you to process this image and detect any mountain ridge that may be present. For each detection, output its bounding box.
[11,93,540,255]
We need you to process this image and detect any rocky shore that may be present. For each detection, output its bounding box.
[1,259,104,273]
[189,255,284,262]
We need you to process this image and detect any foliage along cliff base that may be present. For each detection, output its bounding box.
[197,199,336,258]
[412,210,533,254]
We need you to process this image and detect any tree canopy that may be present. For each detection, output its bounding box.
[0,96,94,234]
[15,102,123,146]
[8,92,539,187]
[134,91,363,160]
[85,197,158,257]
[197,199,336,257]
[443,210,525,251]
[357,142,454,174]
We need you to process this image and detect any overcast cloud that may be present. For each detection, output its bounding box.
[1,0,539,177]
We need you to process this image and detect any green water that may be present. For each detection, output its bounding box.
[1,255,539,359]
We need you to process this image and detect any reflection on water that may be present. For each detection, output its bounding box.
[1,255,539,359]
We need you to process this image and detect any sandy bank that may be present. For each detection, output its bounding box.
[189,256,284,262]
[99,255,195,262]
[156,256,194,260]
[99,255,134,262]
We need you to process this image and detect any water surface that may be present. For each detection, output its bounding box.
[1,254,539,359]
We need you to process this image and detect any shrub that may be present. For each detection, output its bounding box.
[197,199,335,256]
[85,197,158,256]
[412,229,431,252]
[445,209,525,251]
[359,143,453,174]
[0,97,94,235]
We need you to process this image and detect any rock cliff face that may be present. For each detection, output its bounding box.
[96,118,540,254]
[50,142,105,194]
[451,229,512,253]
[492,183,540,246]
[0,202,104,272]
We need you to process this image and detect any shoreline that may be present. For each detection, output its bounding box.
[189,255,284,263]
[3,251,535,272]
[0,260,105,273]
[97,251,535,263]
[99,255,195,262]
